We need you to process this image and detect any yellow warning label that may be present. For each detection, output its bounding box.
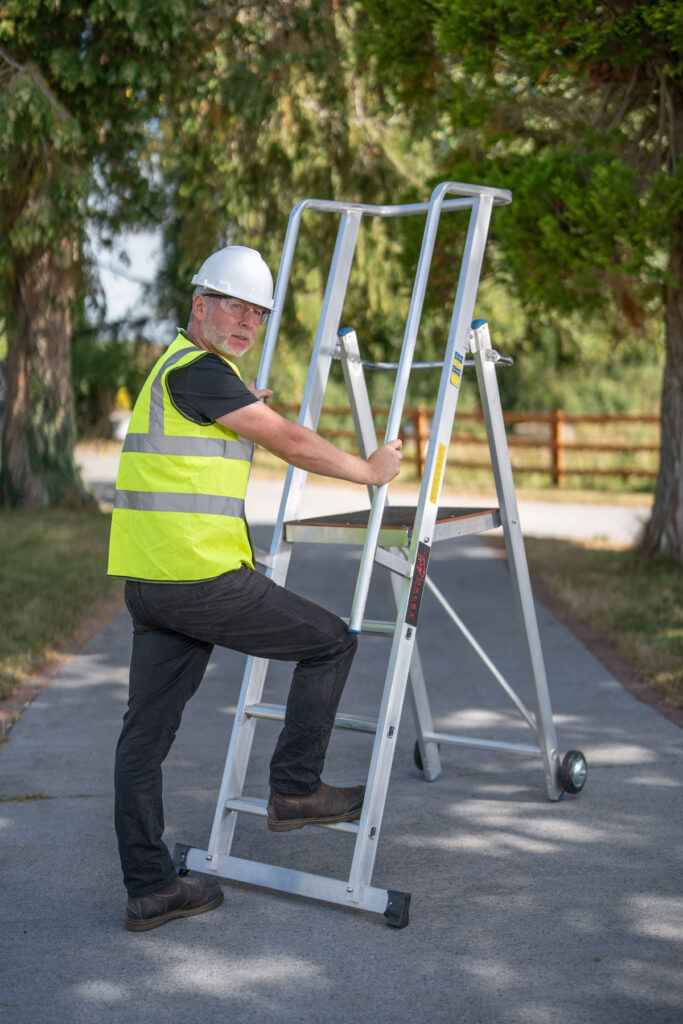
[429,442,447,504]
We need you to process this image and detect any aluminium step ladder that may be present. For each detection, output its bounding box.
[173,182,587,929]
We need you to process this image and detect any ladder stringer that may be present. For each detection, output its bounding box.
[348,189,495,633]
[338,328,441,782]
[345,589,417,895]
[206,654,270,863]
[262,207,364,582]
[203,206,366,870]
[471,321,563,800]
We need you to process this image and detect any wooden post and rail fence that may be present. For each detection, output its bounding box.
[271,403,659,487]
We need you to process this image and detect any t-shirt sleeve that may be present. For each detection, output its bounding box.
[167,353,258,424]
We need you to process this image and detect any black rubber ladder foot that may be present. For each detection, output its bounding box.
[384,890,411,928]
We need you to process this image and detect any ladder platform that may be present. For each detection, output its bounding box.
[284,505,501,547]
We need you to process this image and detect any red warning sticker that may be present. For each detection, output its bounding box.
[405,541,430,627]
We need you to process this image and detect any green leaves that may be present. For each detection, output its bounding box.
[0,0,202,301]
[355,0,681,309]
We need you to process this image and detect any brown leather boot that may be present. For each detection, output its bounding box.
[267,781,365,832]
[124,876,224,932]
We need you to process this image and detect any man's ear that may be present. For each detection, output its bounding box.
[191,293,207,321]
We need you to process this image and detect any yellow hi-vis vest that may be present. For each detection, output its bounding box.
[107,333,254,582]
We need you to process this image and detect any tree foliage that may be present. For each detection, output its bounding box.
[0,0,200,506]
[355,0,680,312]
[154,1,445,402]
[153,2,675,412]
[2,0,681,559]
[351,0,683,557]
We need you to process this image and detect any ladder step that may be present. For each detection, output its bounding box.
[245,702,378,734]
[340,618,397,636]
[224,796,360,834]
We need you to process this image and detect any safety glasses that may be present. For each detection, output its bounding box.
[201,294,270,325]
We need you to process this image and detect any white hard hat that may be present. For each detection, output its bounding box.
[191,245,275,309]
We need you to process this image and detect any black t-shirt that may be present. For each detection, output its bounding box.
[167,350,258,425]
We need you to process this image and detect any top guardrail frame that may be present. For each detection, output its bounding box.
[257,181,512,389]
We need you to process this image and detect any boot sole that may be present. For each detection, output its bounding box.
[267,809,362,832]
[125,890,224,932]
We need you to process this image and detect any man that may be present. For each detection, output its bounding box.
[108,245,403,932]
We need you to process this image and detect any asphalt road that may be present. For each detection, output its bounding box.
[0,456,679,1023]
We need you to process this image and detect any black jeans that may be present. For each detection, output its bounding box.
[115,567,357,896]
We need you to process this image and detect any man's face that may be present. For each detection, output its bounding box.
[195,294,266,358]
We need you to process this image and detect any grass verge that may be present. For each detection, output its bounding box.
[0,507,120,704]
[524,537,683,713]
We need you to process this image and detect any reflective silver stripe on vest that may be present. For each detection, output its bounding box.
[149,345,197,435]
[114,491,246,517]
[123,432,253,461]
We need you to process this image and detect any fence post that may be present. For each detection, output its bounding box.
[552,409,566,487]
[415,405,429,476]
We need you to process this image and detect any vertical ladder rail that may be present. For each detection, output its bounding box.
[257,200,309,392]
[206,653,266,862]
[266,208,363,584]
[346,192,497,892]
[206,210,363,862]
[470,320,563,800]
[406,194,495,565]
[346,607,417,900]
[348,184,497,632]
[347,189,448,631]
[338,328,442,782]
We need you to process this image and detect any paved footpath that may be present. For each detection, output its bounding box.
[0,459,680,1023]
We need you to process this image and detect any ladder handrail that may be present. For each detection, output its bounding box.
[348,181,495,631]
[257,183,511,390]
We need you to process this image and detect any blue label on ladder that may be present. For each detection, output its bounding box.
[450,350,464,386]
[405,541,430,627]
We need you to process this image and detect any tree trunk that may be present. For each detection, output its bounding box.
[642,213,683,562]
[0,243,90,508]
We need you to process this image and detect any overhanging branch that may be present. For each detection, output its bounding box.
[0,44,71,123]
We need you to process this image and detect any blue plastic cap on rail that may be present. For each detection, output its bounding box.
[471,318,488,329]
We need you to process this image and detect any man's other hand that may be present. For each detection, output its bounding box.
[247,378,273,402]
[366,440,403,485]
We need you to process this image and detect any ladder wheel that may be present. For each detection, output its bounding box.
[560,750,588,794]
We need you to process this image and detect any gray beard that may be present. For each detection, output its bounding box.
[202,322,247,358]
